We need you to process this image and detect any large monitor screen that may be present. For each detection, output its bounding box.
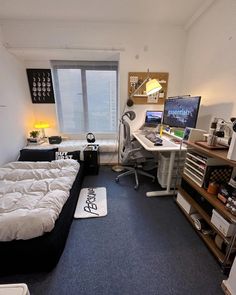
[163,96,201,128]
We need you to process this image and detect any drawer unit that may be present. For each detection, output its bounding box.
[183,151,230,188]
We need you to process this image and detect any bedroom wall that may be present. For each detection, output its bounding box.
[0,26,34,166]
[182,0,236,130]
[0,20,186,136]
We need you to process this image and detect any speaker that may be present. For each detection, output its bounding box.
[49,136,62,144]
[83,145,100,175]
[227,121,236,160]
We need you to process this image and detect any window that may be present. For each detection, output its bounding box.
[52,61,118,134]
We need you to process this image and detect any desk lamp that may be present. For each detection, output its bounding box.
[127,69,162,106]
[34,122,49,138]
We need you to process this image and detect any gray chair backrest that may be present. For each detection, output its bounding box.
[122,118,132,150]
[120,118,144,164]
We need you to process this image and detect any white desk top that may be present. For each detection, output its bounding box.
[133,132,186,152]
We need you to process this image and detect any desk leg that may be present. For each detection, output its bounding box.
[146,151,176,197]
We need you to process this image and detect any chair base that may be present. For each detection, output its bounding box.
[115,166,155,189]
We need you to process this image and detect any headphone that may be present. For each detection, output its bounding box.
[86,132,96,143]
[231,118,236,132]
[122,111,136,121]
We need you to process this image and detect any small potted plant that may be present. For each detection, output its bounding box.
[28,130,40,144]
[29,130,40,138]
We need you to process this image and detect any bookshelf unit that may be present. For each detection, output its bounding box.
[177,142,236,271]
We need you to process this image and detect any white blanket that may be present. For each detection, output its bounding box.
[0,159,80,241]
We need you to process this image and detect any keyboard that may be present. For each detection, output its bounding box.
[145,132,161,143]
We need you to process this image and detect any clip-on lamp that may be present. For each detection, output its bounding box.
[127,69,162,106]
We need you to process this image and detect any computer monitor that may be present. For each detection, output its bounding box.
[163,96,201,128]
[145,110,163,125]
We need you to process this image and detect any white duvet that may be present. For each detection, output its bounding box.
[0,159,80,241]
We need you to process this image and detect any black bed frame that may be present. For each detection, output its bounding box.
[0,163,84,274]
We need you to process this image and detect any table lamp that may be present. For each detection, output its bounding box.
[34,122,49,138]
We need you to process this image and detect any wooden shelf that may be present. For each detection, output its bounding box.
[187,141,236,167]
[178,187,231,243]
[182,174,236,223]
[178,142,236,268]
[176,200,226,264]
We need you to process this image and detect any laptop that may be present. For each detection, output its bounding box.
[139,110,163,130]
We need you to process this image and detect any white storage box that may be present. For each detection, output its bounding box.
[211,209,236,237]
[176,192,196,215]
[0,284,29,295]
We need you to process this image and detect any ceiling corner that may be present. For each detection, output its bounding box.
[184,0,216,31]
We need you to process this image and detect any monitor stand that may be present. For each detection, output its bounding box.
[163,126,185,139]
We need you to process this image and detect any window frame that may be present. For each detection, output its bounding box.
[51,60,118,136]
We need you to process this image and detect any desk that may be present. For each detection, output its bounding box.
[133,132,186,197]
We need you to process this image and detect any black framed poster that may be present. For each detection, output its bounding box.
[26,69,55,103]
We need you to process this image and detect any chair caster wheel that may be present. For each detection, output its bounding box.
[115,177,119,183]
[152,178,155,182]
[134,185,139,190]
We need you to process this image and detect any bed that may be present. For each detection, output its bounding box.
[0,158,84,273]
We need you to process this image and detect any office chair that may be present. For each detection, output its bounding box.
[115,111,155,189]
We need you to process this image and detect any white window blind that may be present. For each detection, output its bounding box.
[51,61,118,134]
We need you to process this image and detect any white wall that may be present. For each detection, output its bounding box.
[0,26,34,166]
[223,257,236,295]
[182,0,236,130]
[1,20,186,136]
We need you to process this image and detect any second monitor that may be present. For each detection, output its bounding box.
[163,96,201,129]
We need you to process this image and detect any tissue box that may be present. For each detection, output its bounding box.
[211,209,235,237]
[176,192,196,215]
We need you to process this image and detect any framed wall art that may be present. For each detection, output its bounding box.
[26,69,55,104]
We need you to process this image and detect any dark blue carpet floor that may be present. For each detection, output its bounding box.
[0,166,225,295]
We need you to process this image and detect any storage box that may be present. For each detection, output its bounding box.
[211,209,236,237]
[157,152,184,188]
[176,192,196,215]
[0,284,29,295]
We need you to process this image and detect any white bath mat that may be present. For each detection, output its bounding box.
[74,187,107,218]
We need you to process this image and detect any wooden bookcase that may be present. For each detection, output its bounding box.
[177,142,236,270]
[128,72,169,105]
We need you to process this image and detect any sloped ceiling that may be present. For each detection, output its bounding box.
[0,0,213,26]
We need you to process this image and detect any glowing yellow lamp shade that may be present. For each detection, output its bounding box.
[146,79,162,95]
[34,122,49,138]
[34,122,49,129]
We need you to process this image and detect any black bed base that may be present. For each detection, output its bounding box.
[0,163,84,275]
